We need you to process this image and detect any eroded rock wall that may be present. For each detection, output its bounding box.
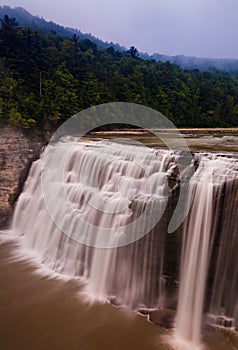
[0,125,43,228]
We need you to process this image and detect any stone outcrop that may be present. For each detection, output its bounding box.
[0,125,44,228]
[148,309,176,329]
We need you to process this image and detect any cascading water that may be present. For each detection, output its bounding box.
[8,140,238,348]
[11,140,179,309]
[175,154,238,347]
[207,159,238,329]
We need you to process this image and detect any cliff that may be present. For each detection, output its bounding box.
[0,125,44,228]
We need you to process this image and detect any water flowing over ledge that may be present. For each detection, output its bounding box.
[6,139,238,348]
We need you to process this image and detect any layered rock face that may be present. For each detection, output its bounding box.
[0,125,43,228]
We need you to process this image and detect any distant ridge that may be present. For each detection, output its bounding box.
[146,52,238,74]
[1,5,238,74]
[0,5,126,52]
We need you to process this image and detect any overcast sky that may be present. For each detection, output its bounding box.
[2,0,238,58]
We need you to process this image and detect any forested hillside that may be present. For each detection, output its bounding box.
[2,6,238,74]
[0,14,238,130]
[0,6,125,52]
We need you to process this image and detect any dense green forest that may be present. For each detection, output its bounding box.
[0,14,238,130]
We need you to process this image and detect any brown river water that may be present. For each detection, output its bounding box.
[0,237,237,350]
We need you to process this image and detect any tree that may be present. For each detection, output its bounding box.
[0,15,18,30]
[127,46,139,59]
[0,15,19,61]
[8,107,36,128]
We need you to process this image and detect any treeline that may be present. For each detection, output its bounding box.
[0,6,125,52]
[0,15,238,130]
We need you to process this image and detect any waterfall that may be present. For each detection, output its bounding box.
[175,155,238,346]
[208,160,238,329]
[9,139,238,346]
[11,140,178,309]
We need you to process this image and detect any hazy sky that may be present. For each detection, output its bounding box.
[2,0,238,58]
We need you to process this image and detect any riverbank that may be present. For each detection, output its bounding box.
[90,128,238,136]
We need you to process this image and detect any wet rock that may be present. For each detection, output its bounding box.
[138,309,151,316]
[148,309,176,329]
